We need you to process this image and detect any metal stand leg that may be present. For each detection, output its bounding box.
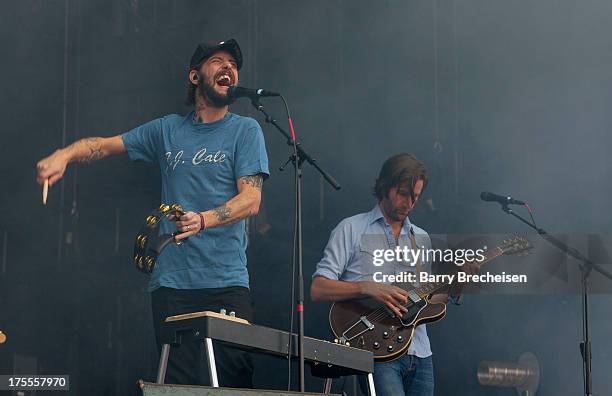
[204,337,219,387]
[156,344,170,384]
[367,373,377,396]
[323,378,332,394]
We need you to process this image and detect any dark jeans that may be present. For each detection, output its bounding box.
[151,286,254,388]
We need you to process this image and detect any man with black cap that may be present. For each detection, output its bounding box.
[36,39,268,388]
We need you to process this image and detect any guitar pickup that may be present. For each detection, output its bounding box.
[383,306,396,318]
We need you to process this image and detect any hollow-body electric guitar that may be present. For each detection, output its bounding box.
[328,236,531,362]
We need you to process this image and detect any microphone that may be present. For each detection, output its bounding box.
[227,85,280,101]
[480,191,526,206]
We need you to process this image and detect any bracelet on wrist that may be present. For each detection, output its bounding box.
[198,212,206,232]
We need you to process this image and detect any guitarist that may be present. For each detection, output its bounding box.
[311,153,471,396]
[35,39,269,388]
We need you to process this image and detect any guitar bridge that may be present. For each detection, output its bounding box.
[340,316,375,343]
[361,316,374,330]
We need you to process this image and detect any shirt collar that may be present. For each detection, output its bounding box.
[369,204,413,233]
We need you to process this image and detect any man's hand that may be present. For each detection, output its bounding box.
[447,261,480,301]
[461,261,480,275]
[173,211,203,241]
[359,281,408,318]
[36,150,69,186]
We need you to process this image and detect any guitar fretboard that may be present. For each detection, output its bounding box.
[410,247,503,299]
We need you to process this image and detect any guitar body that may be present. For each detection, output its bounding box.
[329,298,446,362]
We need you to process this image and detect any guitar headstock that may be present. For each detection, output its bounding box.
[499,236,532,256]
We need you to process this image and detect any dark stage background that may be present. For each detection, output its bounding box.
[2,1,612,395]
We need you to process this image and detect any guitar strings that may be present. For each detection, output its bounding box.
[338,243,525,340]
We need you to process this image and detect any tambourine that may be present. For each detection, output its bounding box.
[133,203,186,274]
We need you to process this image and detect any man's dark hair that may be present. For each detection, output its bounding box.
[373,153,428,201]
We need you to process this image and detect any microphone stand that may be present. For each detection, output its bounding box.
[250,98,340,392]
[496,203,612,396]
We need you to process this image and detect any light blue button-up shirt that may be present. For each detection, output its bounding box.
[313,204,432,358]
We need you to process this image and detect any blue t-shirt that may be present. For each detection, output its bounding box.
[121,111,269,291]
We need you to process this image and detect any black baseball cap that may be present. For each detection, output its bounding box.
[189,39,243,70]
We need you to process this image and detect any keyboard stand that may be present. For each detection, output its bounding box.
[155,310,376,395]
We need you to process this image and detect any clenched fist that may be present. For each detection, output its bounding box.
[172,211,204,241]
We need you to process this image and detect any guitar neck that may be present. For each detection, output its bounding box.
[413,246,504,297]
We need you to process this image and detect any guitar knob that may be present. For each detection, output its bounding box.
[229,311,236,317]
[220,309,227,315]
[373,342,380,350]
[397,336,403,343]
[382,331,389,339]
[387,345,394,352]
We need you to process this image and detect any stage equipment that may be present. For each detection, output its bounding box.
[329,237,531,361]
[139,380,340,395]
[227,86,280,100]
[477,352,540,396]
[232,89,341,392]
[485,194,612,396]
[480,191,526,206]
[133,204,186,274]
[156,310,374,395]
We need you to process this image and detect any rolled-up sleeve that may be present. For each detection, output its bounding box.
[313,221,354,281]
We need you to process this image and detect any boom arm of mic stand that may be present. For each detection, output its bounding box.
[249,99,341,190]
[498,203,612,281]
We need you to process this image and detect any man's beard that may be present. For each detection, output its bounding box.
[381,200,409,223]
[198,77,235,107]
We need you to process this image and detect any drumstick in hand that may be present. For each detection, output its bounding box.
[42,179,49,205]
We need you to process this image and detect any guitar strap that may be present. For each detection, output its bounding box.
[409,227,423,277]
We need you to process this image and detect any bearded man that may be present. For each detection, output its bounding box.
[311,154,466,396]
[36,39,269,388]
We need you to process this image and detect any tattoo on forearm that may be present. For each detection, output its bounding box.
[213,204,232,222]
[76,137,104,164]
[240,174,263,190]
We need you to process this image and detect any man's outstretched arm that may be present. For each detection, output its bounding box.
[36,136,126,185]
